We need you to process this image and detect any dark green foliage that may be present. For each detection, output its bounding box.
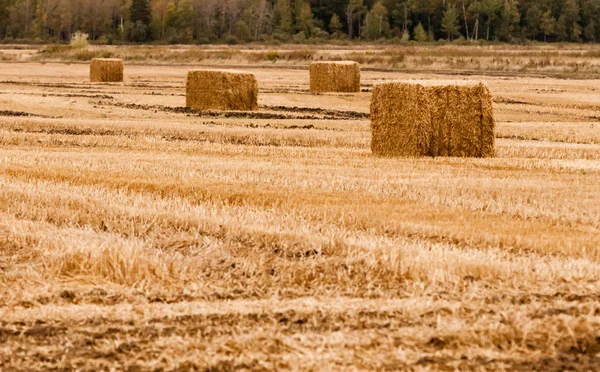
[130,0,151,26]
[0,0,598,44]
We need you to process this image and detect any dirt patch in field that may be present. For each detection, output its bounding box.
[0,110,48,118]
[262,105,369,120]
[92,100,365,121]
[40,93,115,99]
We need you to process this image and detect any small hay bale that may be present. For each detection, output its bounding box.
[186,70,258,111]
[371,82,495,157]
[310,61,361,93]
[90,58,124,83]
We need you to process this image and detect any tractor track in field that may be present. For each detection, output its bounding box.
[261,105,369,119]
[2,92,116,99]
[91,100,368,121]
[0,110,49,118]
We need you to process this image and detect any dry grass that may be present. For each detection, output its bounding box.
[27,43,600,76]
[0,48,599,370]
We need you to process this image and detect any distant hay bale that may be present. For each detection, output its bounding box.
[310,61,360,93]
[186,70,258,111]
[90,58,123,83]
[371,82,495,157]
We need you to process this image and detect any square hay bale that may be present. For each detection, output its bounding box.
[370,83,433,157]
[186,70,258,111]
[90,58,124,82]
[371,82,495,158]
[310,61,361,93]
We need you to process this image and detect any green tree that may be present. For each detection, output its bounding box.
[295,0,314,37]
[129,0,151,41]
[130,20,149,41]
[164,1,177,29]
[469,0,500,40]
[234,19,251,42]
[413,22,428,41]
[345,0,365,39]
[539,11,555,42]
[363,1,389,40]
[584,21,595,41]
[555,15,567,40]
[329,13,342,35]
[273,0,292,35]
[130,0,151,26]
[32,2,46,39]
[525,5,542,39]
[497,0,519,41]
[561,0,581,41]
[176,0,194,32]
[441,3,460,40]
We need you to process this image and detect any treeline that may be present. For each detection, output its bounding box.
[0,0,598,44]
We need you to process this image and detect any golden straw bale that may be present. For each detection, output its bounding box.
[371,83,433,157]
[310,61,361,93]
[371,82,496,158]
[90,58,124,82]
[186,70,258,111]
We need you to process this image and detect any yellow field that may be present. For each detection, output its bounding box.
[0,48,600,370]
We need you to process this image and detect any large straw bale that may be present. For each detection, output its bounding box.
[90,58,124,82]
[186,70,258,111]
[371,82,495,157]
[310,61,361,93]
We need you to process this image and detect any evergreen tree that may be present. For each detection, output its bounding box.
[32,2,46,39]
[295,0,315,37]
[584,21,595,42]
[363,1,389,40]
[329,13,342,35]
[540,10,555,42]
[131,0,151,26]
[555,15,568,41]
[498,0,519,41]
[414,22,428,41]
[525,5,542,40]
[561,0,581,41]
[274,0,292,35]
[441,3,460,40]
[130,0,152,41]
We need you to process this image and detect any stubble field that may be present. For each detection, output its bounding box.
[1,46,600,370]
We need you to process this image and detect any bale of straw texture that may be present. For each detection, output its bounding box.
[371,82,495,157]
[310,61,361,93]
[90,58,124,82]
[186,70,258,111]
[370,83,433,157]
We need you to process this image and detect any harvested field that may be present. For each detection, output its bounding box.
[0,48,600,371]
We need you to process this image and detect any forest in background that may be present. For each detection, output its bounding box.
[0,0,598,44]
